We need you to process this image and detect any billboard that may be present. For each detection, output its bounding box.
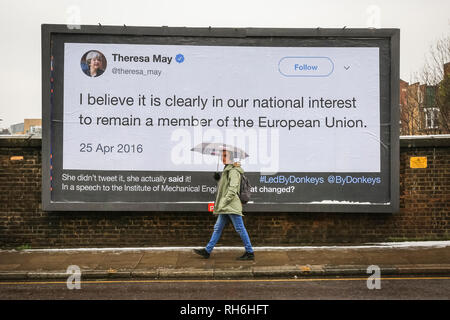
[42,25,399,212]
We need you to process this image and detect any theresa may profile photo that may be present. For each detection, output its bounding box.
[80,50,107,77]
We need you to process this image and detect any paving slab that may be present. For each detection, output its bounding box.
[355,249,412,265]
[135,252,179,269]
[3,253,73,271]
[286,249,368,265]
[212,251,257,268]
[400,248,450,264]
[0,264,21,271]
[176,252,215,269]
[94,252,144,271]
[252,251,290,266]
[62,253,107,270]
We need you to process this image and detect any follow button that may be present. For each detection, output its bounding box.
[278,57,334,77]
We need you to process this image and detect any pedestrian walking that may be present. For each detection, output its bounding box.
[194,150,255,260]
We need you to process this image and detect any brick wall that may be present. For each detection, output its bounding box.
[0,136,449,249]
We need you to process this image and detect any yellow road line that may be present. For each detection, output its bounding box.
[1,277,450,286]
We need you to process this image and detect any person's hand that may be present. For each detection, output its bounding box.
[233,161,241,167]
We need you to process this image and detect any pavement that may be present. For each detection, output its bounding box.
[1,242,450,280]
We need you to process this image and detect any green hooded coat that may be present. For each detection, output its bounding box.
[213,164,244,216]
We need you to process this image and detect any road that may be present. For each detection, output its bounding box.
[1,276,449,300]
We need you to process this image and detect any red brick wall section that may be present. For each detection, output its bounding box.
[0,137,449,248]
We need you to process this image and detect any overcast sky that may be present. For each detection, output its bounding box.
[0,0,449,128]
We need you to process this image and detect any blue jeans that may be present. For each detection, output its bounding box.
[205,214,254,254]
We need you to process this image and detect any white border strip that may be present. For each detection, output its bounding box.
[3,241,450,253]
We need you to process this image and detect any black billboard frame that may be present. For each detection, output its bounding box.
[41,24,400,213]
